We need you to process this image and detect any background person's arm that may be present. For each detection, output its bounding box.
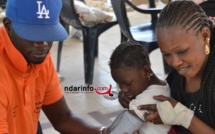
[42,96,101,134]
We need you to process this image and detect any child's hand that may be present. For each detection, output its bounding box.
[118,91,132,108]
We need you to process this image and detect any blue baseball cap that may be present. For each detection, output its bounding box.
[6,0,68,41]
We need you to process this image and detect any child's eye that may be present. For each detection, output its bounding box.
[125,82,132,86]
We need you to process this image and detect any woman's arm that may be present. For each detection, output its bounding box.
[189,116,215,134]
[138,95,215,134]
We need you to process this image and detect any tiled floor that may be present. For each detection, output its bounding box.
[39,8,167,134]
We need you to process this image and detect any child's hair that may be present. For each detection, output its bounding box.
[109,41,150,70]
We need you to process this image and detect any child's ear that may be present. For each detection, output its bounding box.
[142,65,152,76]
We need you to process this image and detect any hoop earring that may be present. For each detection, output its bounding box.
[205,38,210,55]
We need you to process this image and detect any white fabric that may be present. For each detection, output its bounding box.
[129,84,171,134]
[74,0,115,27]
[157,101,194,129]
[109,110,143,134]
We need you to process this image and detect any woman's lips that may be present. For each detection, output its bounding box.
[177,66,189,75]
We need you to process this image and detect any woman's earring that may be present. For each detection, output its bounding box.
[205,38,210,55]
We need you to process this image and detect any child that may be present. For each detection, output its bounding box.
[107,41,171,134]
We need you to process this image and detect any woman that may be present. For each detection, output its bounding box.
[119,1,215,134]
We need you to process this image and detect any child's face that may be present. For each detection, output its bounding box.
[111,66,149,99]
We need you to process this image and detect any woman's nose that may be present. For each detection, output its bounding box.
[170,56,183,68]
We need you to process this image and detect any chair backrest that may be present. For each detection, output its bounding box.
[199,0,215,17]
[60,0,84,29]
[111,0,161,41]
[0,0,6,8]
[111,0,134,41]
[148,0,158,22]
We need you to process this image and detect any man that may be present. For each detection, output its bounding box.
[0,0,106,133]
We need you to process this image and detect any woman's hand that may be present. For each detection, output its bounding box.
[137,95,178,124]
[118,91,132,108]
[138,95,194,129]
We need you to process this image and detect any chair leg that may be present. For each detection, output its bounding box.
[120,32,128,42]
[57,18,69,72]
[94,40,98,57]
[37,121,43,134]
[57,41,63,72]
[83,30,97,84]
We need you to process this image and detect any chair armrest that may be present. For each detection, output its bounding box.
[125,0,162,14]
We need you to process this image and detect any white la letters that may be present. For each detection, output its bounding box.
[36,1,50,19]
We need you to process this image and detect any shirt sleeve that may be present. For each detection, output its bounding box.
[129,91,157,121]
[42,56,63,105]
[0,87,9,133]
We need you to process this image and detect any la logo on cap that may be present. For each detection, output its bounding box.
[36,1,50,19]
[5,0,68,41]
